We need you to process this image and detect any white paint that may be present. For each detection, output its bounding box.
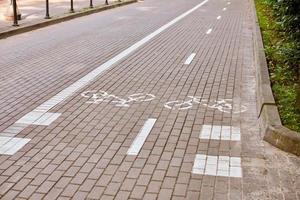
[217,16,221,20]
[184,53,196,65]
[206,28,212,34]
[0,136,31,155]
[192,154,242,177]
[82,90,155,107]
[127,118,157,155]
[164,97,247,113]
[227,2,231,5]
[32,113,61,126]
[223,7,227,11]
[199,125,241,141]
[16,112,61,126]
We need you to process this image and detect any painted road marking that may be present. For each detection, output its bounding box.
[127,118,157,155]
[184,53,196,65]
[223,7,227,11]
[206,28,212,34]
[192,154,242,177]
[199,125,241,141]
[227,2,231,5]
[16,112,61,126]
[217,16,221,20]
[0,136,31,155]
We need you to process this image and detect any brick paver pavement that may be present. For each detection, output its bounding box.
[0,0,299,199]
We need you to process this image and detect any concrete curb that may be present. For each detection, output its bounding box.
[251,0,300,156]
[0,0,137,40]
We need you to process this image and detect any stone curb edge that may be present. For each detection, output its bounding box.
[251,0,300,156]
[0,0,138,40]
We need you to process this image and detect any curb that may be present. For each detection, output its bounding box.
[251,0,300,156]
[0,0,137,40]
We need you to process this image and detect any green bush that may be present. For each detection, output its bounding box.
[255,0,300,132]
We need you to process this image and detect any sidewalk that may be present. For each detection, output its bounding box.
[0,0,119,32]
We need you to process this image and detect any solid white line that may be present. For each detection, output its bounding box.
[206,28,212,34]
[184,53,196,65]
[127,118,157,155]
[217,16,221,20]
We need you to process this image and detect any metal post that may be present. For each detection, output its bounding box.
[105,0,108,5]
[12,0,18,26]
[70,0,74,13]
[89,0,93,8]
[45,0,50,19]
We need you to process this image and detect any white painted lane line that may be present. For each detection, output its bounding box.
[217,16,221,20]
[0,137,31,155]
[223,7,227,11]
[32,113,61,126]
[227,2,231,5]
[206,28,212,34]
[127,118,157,155]
[199,125,241,141]
[192,154,242,177]
[184,53,196,65]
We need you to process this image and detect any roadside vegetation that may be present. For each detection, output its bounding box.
[255,0,300,132]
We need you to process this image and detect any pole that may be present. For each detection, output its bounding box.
[12,0,18,26]
[89,0,93,8]
[70,0,74,13]
[105,0,108,5]
[45,0,50,19]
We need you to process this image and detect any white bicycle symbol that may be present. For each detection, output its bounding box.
[81,90,155,107]
[164,96,247,113]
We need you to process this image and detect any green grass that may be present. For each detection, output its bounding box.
[255,0,300,132]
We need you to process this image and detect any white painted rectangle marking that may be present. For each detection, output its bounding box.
[192,154,242,177]
[184,53,196,65]
[199,125,241,141]
[127,119,157,155]
[217,16,221,20]
[206,28,212,34]
[0,137,31,155]
[32,113,61,126]
[223,7,227,11]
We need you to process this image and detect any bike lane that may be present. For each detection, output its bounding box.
[0,0,299,199]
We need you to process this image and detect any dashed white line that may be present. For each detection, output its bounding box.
[184,53,196,65]
[227,2,231,5]
[127,118,157,155]
[217,16,221,20]
[0,137,31,155]
[192,154,242,177]
[206,28,212,34]
[199,125,241,141]
[223,7,227,11]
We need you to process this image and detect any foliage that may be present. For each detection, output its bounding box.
[255,0,300,132]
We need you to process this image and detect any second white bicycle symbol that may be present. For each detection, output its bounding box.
[81,90,156,107]
[164,96,247,113]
